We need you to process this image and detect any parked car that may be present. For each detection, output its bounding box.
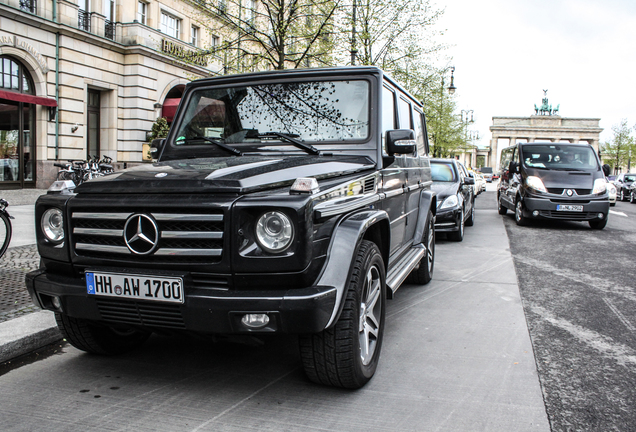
[614,173,636,201]
[607,180,617,206]
[497,142,611,229]
[479,166,494,182]
[431,158,475,241]
[471,171,486,194]
[26,66,438,389]
[629,182,636,203]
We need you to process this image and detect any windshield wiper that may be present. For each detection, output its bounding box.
[181,136,242,156]
[258,132,320,156]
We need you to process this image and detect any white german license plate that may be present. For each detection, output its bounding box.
[86,271,184,303]
[556,205,583,212]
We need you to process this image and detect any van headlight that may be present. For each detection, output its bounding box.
[255,211,294,253]
[526,176,547,193]
[592,178,607,194]
[41,208,65,242]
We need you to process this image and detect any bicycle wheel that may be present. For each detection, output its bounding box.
[0,212,12,258]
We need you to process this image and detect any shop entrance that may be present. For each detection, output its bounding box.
[0,57,36,189]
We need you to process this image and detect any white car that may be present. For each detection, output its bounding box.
[472,172,486,194]
[607,180,616,206]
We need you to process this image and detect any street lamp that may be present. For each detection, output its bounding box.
[447,66,457,94]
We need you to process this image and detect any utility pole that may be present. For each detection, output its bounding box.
[351,0,357,65]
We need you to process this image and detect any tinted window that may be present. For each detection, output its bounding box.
[413,109,426,155]
[521,144,599,170]
[398,97,411,129]
[381,86,396,153]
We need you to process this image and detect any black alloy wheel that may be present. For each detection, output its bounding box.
[497,194,507,215]
[406,210,435,285]
[515,199,528,226]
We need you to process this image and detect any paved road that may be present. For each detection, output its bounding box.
[0,191,549,431]
[503,195,636,432]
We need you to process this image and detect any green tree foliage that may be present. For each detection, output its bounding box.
[601,119,636,173]
[148,117,170,143]
[194,0,339,72]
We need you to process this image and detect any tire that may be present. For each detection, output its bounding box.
[515,199,528,226]
[299,240,386,389]
[406,210,435,285]
[589,218,608,230]
[630,192,635,204]
[497,194,507,215]
[465,202,475,227]
[447,211,464,241]
[0,212,11,259]
[55,312,151,355]
[620,189,625,201]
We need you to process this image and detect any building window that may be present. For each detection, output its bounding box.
[217,0,227,14]
[211,35,220,48]
[137,1,147,25]
[19,0,37,14]
[191,26,199,46]
[245,0,255,25]
[161,12,181,39]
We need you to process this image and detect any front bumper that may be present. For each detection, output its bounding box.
[434,207,461,232]
[26,269,336,334]
[521,195,610,221]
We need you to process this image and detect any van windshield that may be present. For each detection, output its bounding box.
[521,144,599,170]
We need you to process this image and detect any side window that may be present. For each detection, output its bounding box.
[413,109,426,155]
[381,86,396,153]
[500,147,513,170]
[397,96,411,129]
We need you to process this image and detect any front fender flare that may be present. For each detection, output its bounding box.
[314,209,390,329]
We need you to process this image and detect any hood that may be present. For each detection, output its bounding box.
[75,155,375,194]
[431,182,458,199]
[524,167,600,189]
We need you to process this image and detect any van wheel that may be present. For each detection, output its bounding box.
[515,200,528,226]
[589,218,608,230]
[299,240,386,389]
[497,195,507,215]
[620,189,625,201]
[406,210,435,285]
[630,192,635,204]
[55,313,151,355]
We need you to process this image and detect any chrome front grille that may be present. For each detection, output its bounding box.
[72,211,224,261]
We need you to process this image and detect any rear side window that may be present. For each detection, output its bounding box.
[381,86,396,153]
[413,109,427,155]
[398,97,411,129]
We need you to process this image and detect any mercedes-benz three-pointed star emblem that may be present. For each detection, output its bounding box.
[124,214,159,255]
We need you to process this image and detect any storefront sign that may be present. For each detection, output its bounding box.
[0,34,49,73]
[161,39,208,68]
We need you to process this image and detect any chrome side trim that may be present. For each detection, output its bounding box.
[314,194,380,218]
[76,243,130,254]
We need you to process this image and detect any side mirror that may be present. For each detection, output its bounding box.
[386,129,416,155]
[509,161,519,174]
[150,138,166,158]
[602,164,610,176]
[463,176,475,185]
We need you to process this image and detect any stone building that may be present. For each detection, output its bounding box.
[0,0,225,189]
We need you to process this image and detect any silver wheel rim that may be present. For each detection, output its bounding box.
[359,264,381,366]
[459,213,464,236]
[516,202,522,221]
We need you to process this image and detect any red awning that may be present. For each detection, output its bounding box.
[0,89,57,107]
[162,98,181,122]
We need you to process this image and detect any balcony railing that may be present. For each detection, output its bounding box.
[19,0,36,13]
[105,20,115,40]
[78,9,90,31]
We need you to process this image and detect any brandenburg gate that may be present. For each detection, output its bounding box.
[489,92,603,170]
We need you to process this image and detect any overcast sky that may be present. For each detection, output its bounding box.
[439,0,636,148]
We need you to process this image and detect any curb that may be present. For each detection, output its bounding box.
[0,310,62,363]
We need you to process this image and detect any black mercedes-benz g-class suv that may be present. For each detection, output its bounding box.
[27,67,437,389]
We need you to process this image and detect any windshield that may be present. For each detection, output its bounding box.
[431,162,457,182]
[624,175,636,182]
[521,144,599,170]
[171,80,369,153]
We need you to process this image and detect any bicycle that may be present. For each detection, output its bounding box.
[0,198,13,259]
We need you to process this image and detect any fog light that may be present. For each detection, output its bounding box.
[51,296,62,310]
[241,313,270,329]
[532,210,539,217]
[597,213,604,219]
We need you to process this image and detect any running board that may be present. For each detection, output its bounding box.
[385,245,426,298]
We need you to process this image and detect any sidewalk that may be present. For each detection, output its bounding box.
[0,189,61,363]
